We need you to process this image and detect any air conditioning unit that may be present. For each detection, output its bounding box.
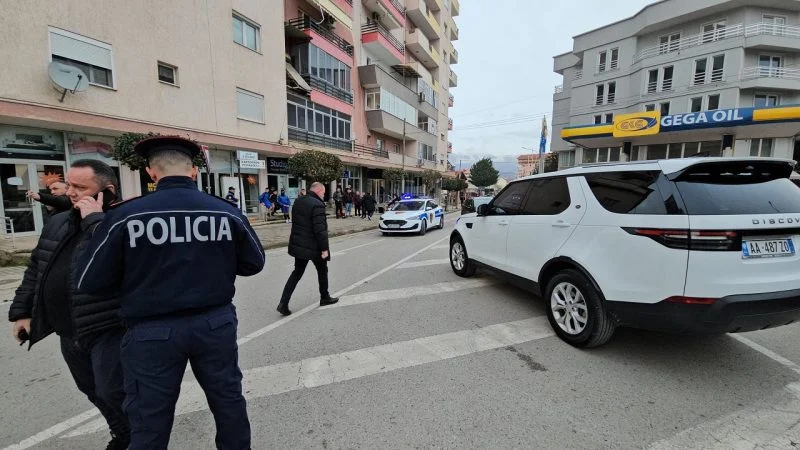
[323,15,336,29]
[419,92,426,103]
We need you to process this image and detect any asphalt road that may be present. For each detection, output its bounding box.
[2,219,800,449]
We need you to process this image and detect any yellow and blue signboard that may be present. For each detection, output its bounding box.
[561,105,800,142]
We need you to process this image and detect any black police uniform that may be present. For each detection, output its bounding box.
[77,137,265,450]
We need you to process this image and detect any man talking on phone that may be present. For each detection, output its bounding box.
[8,159,130,449]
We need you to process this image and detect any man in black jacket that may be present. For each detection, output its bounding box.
[27,180,71,219]
[277,182,339,316]
[8,159,129,449]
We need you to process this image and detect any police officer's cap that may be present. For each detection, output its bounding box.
[134,136,201,160]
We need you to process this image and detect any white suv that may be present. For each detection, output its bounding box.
[449,158,800,347]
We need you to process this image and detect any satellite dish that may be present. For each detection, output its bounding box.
[48,61,89,102]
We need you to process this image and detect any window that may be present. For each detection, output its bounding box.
[49,28,114,88]
[609,147,621,162]
[376,139,384,152]
[582,149,597,164]
[662,66,674,91]
[659,33,681,54]
[393,143,401,153]
[585,171,668,215]
[594,115,602,125]
[693,58,707,85]
[366,89,417,124]
[707,94,720,111]
[233,14,260,51]
[157,62,177,85]
[758,55,782,77]
[750,138,774,157]
[675,170,800,216]
[610,48,619,70]
[660,102,670,116]
[598,51,607,73]
[605,113,614,124]
[418,143,435,161]
[645,104,655,112]
[647,143,668,160]
[647,70,658,94]
[754,94,779,107]
[763,15,787,35]
[236,88,264,123]
[287,93,352,142]
[595,85,604,105]
[607,82,616,103]
[520,178,570,215]
[441,133,445,141]
[558,151,576,168]
[491,181,529,215]
[702,20,726,43]
[598,48,619,72]
[711,54,724,82]
[690,97,703,113]
[668,143,683,159]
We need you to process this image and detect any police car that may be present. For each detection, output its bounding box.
[379,197,444,236]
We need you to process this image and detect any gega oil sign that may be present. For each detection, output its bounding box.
[613,111,661,137]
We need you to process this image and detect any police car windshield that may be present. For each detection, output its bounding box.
[391,201,425,211]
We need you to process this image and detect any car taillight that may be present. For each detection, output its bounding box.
[663,296,718,305]
[622,228,739,251]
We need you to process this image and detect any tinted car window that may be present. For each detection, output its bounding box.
[585,171,668,215]
[521,178,571,215]
[676,178,800,215]
[491,182,529,215]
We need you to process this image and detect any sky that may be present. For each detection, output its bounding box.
[448,0,655,178]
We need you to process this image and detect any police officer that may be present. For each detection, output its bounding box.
[77,136,265,450]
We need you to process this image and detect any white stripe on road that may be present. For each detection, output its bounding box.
[334,238,383,256]
[328,279,496,308]
[396,258,450,269]
[235,235,449,346]
[62,316,554,438]
[2,408,99,450]
[429,244,449,250]
[729,334,800,376]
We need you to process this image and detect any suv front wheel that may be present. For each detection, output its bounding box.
[450,236,476,277]
[544,270,615,348]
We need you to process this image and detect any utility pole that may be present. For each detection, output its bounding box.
[401,118,406,193]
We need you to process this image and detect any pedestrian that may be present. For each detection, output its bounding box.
[27,180,71,219]
[299,188,306,197]
[362,192,377,220]
[278,189,291,223]
[225,186,238,206]
[9,159,129,449]
[276,182,339,316]
[354,191,362,218]
[259,187,272,220]
[332,187,343,219]
[76,136,265,450]
[344,188,354,217]
[269,188,278,216]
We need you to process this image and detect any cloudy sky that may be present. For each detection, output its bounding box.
[448,0,655,177]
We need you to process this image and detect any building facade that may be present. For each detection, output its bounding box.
[551,0,800,170]
[0,0,458,235]
[517,153,543,178]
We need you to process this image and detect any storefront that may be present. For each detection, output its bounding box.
[560,106,800,165]
[197,148,264,215]
[340,165,362,193]
[265,157,300,200]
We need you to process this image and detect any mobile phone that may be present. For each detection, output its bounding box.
[17,328,29,346]
[94,188,117,208]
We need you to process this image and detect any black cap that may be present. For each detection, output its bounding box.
[134,136,201,160]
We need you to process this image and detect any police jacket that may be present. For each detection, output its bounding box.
[288,191,329,261]
[76,176,265,323]
[8,210,122,348]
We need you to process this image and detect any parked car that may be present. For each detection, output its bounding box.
[379,198,444,236]
[450,158,800,347]
[461,196,493,215]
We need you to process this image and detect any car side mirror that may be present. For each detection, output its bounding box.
[476,204,489,216]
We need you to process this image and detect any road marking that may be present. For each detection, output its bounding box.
[396,258,450,269]
[328,279,496,308]
[429,244,449,250]
[235,235,449,346]
[62,316,554,438]
[729,334,800,375]
[2,408,99,450]
[334,238,382,256]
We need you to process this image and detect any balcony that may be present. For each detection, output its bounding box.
[353,143,390,159]
[305,76,353,104]
[365,110,422,142]
[554,85,563,94]
[449,19,459,41]
[633,24,743,63]
[361,22,405,66]
[406,0,441,40]
[288,128,352,152]
[449,69,457,87]
[424,0,442,12]
[286,17,354,57]
[362,0,405,30]
[448,94,453,107]
[447,141,453,153]
[744,23,800,51]
[448,118,453,130]
[740,65,800,91]
[406,28,439,69]
[451,0,459,16]
[359,64,438,118]
[449,46,458,64]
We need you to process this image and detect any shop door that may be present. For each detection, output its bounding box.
[0,161,66,235]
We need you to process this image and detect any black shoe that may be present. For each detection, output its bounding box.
[277,304,292,316]
[320,297,339,306]
[106,432,130,450]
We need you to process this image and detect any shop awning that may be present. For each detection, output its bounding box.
[286,63,311,94]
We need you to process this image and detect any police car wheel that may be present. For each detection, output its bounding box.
[419,219,427,236]
[438,215,444,229]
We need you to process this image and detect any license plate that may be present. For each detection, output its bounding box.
[742,238,795,259]
[387,224,400,229]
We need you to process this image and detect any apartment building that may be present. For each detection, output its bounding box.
[551,0,800,170]
[0,0,459,236]
[517,153,543,178]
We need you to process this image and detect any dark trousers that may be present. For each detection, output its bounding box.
[60,329,129,437]
[334,201,343,218]
[279,257,329,306]
[120,304,249,450]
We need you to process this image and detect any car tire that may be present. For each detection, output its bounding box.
[419,219,427,236]
[438,215,444,229]
[450,236,476,277]
[544,269,615,348]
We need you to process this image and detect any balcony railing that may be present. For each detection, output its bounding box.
[353,143,389,158]
[661,79,673,91]
[287,17,354,56]
[448,118,453,130]
[554,85,563,94]
[646,81,657,94]
[741,65,800,80]
[388,0,405,14]
[745,23,800,39]
[448,94,454,106]
[306,75,354,104]
[597,59,619,73]
[288,128,353,151]
[633,23,743,63]
[361,22,404,54]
